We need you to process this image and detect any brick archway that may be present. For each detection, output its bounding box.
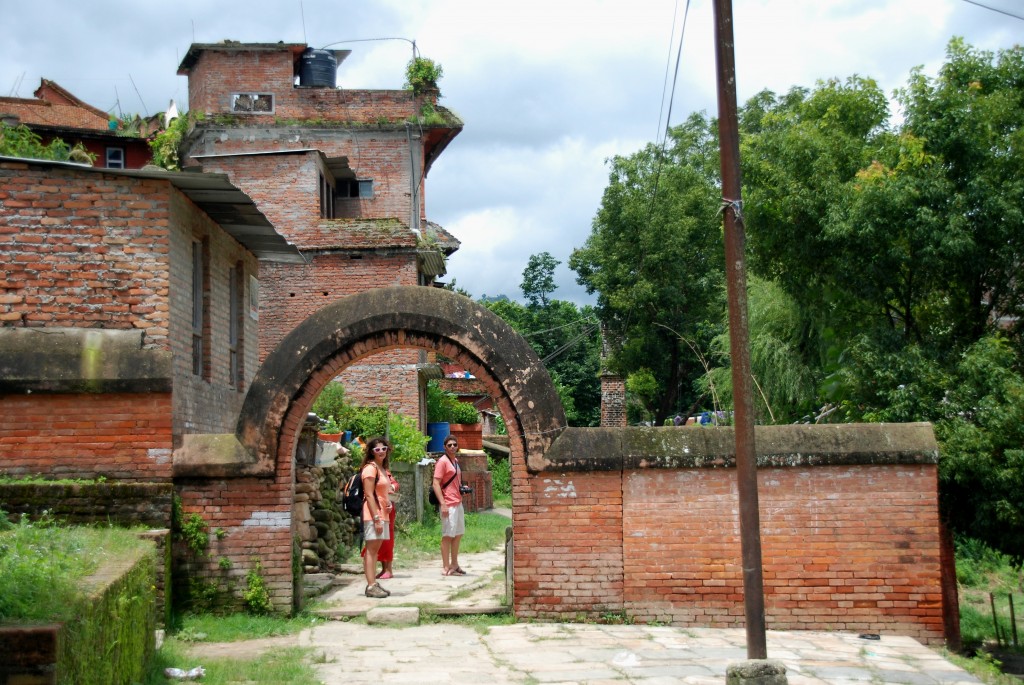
[238,286,567,478]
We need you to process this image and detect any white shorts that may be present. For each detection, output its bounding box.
[440,503,465,538]
[363,520,391,541]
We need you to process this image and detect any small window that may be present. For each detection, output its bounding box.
[105,147,125,169]
[231,93,274,113]
[337,178,373,199]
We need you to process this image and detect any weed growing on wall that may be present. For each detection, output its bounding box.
[180,513,210,556]
[243,561,273,615]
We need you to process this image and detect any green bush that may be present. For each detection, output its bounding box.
[311,382,349,429]
[348,405,388,440]
[387,413,429,464]
[488,456,511,498]
[426,380,479,424]
[243,561,273,615]
[955,536,1020,590]
[404,56,443,95]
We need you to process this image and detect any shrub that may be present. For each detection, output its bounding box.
[426,380,479,424]
[311,382,349,428]
[404,56,443,95]
[243,561,273,615]
[387,413,429,464]
[488,456,511,498]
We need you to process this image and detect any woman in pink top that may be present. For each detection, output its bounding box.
[360,436,393,598]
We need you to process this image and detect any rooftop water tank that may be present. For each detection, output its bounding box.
[298,48,337,88]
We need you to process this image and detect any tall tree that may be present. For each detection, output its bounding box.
[520,252,559,308]
[484,259,602,426]
[570,112,725,423]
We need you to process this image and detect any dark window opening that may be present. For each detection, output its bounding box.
[337,178,373,199]
[231,93,274,113]
[105,147,125,169]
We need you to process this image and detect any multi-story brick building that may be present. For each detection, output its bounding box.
[0,41,466,612]
[176,41,463,423]
[0,156,302,480]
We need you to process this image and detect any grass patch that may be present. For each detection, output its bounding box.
[0,515,149,622]
[956,536,1023,651]
[945,649,1023,685]
[395,509,510,565]
[143,639,323,685]
[421,610,517,633]
[172,612,325,642]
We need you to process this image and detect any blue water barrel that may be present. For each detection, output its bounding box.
[427,422,450,452]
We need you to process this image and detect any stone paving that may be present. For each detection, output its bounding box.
[301,522,980,685]
[300,620,980,684]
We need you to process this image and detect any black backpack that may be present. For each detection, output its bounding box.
[343,467,378,518]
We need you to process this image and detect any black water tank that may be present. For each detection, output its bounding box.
[298,48,337,88]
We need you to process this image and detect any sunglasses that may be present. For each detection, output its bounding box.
[445,443,457,448]
[372,446,389,453]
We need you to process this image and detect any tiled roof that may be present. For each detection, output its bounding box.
[305,218,418,250]
[0,79,111,132]
[424,220,461,254]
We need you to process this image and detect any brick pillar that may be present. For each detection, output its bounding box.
[599,324,628,428]
[600,372,627,427]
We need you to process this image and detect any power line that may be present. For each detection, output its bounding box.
[520,317,598,337]
[959,0,1024,21]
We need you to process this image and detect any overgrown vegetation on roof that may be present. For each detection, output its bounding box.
[0,123,95,164]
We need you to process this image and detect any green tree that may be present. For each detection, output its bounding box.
[521,252,559,308]
[570,112,725,423]
[483,291,601,427]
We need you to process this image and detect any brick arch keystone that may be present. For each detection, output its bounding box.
[237,286,566,472]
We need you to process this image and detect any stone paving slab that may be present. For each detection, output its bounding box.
[299,621,981,684]
[297,509,980,684]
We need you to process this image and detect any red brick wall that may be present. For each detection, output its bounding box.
[174,469,294,612]
[185,48,423,123]
[0,162,171,347]
[256,253,419,359]
[339,353,421,420]
[167,190,260,437]
[513,463,945,644]
[194,132,417,232]
[0,393,173,481]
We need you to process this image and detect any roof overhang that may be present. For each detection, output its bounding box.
[0,156,304,263]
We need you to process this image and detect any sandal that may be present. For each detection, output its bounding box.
[378,571,393,580]
[450,567,466,576]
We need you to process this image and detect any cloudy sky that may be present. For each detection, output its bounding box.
[2,0,1020,304]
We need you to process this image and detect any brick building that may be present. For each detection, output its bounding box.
[0,79,155,169]
[0,156,301,480]
[176,41,462,421]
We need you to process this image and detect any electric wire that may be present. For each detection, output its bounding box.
[959,0,1024,21]
[520,317,599,338]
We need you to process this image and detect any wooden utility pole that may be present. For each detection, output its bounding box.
[712,0,768,660]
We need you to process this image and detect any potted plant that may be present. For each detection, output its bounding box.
[447,400,482,450]
[318,415,343,442]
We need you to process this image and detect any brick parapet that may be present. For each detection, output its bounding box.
[0,162,172,348]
